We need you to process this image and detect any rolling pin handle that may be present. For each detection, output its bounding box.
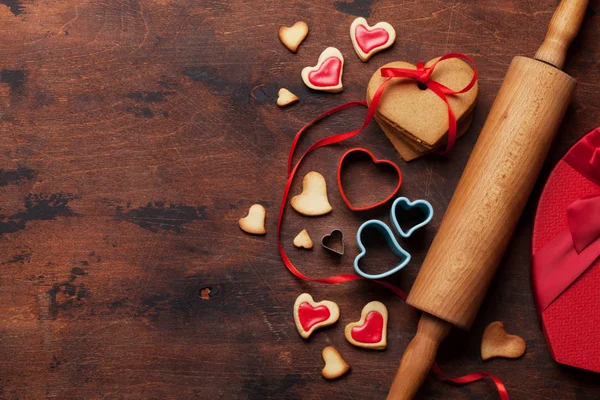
[535,0,589,69]
[386,313,452,400]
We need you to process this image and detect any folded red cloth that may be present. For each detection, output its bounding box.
[532,127,600,373]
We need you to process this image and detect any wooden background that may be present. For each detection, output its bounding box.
[0,0,599,398]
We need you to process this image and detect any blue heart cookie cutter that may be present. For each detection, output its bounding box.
[354,220,411,279]
[390,197,434,238]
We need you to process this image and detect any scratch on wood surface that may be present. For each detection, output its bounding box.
[444,0,457,54]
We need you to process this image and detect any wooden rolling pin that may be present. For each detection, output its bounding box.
[387,1,589,398]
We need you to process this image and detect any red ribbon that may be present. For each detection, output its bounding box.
[532,128,600,312]
[277,53,507,399]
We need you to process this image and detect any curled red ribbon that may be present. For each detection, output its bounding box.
[277,53,507,399]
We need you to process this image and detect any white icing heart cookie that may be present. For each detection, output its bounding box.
[293,293,339,339]
[301,47,344,93]
[350,17,396,62]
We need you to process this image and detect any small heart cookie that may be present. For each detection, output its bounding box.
[278,21,308,53]
[301,47,344,93]
[277,88,299,107]
[291,171,332,216]
[345,301,388,350]
[293,229,313,249]
[321,346,350,380]
[481,321,526,361]
[294,293,340,339]
[238,204,266,235]
[367,57,478,150]
[350,17,396,62]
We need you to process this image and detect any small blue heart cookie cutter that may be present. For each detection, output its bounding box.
[390,197,434,238]
[354,219,411,280]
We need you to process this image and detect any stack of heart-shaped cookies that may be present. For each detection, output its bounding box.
[367,57,478,161]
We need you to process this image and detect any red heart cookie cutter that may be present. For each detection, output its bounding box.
[337,148,402,211]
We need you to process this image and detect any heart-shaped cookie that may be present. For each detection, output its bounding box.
[291,171,332,216]
[376,110,475,161]
[321,346,350,380]
[390,197,433,238]
[354,219,410,279]
[278,21,308,53]
[350,17,396,62]
[345,301,388,350]
[294,293,340,339]
[481,321,527,361]
[238,204,266,235]
[337,148,402,211]
[321,229,344,255]
[367,57,478,149]
[293,229,313,249]
[277,88,299,107]
[301,47,344,93]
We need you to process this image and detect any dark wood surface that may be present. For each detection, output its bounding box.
[1,0,599,399]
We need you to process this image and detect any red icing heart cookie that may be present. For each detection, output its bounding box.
[301,47,344,93]
[294,293,340,339]
[344,301,388,350]
[350,17,396,62]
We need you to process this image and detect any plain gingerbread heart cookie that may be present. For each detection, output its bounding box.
[294,293,340,339]
[278,21,308,53]
[345,301,388,350]
[481,321,527,361]
[238,204,266,235]
[367,57,478,150]
[321,346,350,380]
[291,171,332,216]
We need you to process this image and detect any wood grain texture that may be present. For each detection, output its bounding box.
[0,0,599,399]
[409,57,576,330]
[535,0,590,68]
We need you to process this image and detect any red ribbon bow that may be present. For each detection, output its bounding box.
[568,195,600,254]
[380,54,478,154]
[285,53,477,176]
[533,129,600,312]
[277,53,507,398]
